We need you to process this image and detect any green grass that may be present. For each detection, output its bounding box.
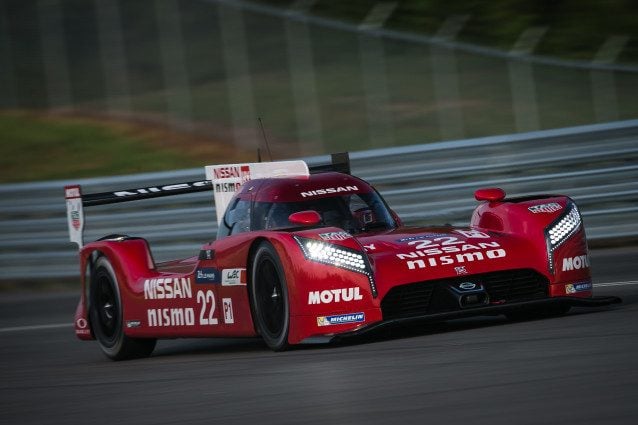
[0,112,212,183]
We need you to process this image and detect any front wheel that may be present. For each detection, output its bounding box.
[89,256,156,360]
[249,241,290,351]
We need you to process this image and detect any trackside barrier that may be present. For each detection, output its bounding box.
[1,120,637,279]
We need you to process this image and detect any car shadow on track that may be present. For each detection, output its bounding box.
[331,305,622,348]
[148,306,622,359]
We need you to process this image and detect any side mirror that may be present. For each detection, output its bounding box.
[288,210,322,226]
[474,188,506,202]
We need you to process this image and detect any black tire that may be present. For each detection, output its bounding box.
[249,241,290,351]
[89,256,156,360]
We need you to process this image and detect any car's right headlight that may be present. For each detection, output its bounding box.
[294,236,377,297]
[545,202,582,273]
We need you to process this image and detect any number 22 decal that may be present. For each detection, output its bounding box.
[407,236,460,249]
[197,290,218,325]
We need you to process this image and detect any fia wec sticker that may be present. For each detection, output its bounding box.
[222,268,246,286]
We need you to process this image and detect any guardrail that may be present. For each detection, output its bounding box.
[1,120,637,280]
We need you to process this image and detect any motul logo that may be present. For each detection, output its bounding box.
[562,255,589,271]
[308,287,363,304]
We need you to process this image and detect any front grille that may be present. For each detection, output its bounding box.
[381,269,548,320]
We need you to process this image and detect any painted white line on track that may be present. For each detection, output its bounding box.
[594,281,638,287]
[0,281,635,333]
[0,323,72,333]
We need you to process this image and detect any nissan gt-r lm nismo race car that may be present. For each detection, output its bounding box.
[65,154,620,360]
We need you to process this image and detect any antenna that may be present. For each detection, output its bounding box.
[257,117,273,162]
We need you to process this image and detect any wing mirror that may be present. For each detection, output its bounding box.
[474,187,506,202]
[288,210,322,226]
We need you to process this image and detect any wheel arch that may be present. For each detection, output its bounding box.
[78,237,156,334]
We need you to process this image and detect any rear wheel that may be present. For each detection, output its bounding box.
[249,241,290,351]
[89,256,156,360]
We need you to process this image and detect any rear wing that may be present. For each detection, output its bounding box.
[64,179,214,249]
[65,153,350,249]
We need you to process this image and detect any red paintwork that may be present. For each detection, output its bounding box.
[288,210,322,226]
[74,174,593,345]
[475,187,506,202]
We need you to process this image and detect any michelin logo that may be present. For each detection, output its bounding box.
[317,312,365,327]
[565,281,592,294]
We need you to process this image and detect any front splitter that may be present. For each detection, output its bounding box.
[329,295,622,342]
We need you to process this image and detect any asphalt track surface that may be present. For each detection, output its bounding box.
[1,246,637,425]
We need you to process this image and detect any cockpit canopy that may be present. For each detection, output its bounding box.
[217,172,396,238]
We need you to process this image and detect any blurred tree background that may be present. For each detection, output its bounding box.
[1,0,637,182]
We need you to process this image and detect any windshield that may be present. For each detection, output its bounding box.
[253,191,395,234]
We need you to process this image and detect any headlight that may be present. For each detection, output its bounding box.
[294,236,377,297]
[546,203,582,248]
[545,202,582,273]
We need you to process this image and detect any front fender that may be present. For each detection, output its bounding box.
[266,231,380,345]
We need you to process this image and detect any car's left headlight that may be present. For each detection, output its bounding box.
[294,236,377,297]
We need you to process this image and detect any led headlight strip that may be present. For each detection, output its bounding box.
[545,202,582,273]
[294,236,377,297]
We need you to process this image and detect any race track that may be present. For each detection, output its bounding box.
[1,246,637,425]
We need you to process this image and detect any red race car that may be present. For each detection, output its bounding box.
[64,154,620,360]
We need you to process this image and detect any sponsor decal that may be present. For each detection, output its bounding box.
[396,237,506,270]
[528,202,563,214]
[455,266,468,275]
[319,231,351,241]
[144,278,193,299]
[458,282,476,290]
[364,244,376,251]
[317,312,365,327]
[397,233,449,243]
[71,210,81,230]
[65,186,81,198]
[126,320,141,328]
[195,268,221,284]
[308,287,363,305]
[222,298,234,324]
[565,281,593,294]
[213,165,251,194]
[300,186,358,198]
[76,318,87,329]
[146,289,221,327]
[213,165,251,181]
[222,268,246,286]
[198,249,215,260]
[454,229,490,239]
[114,181,211,198]
[562,255,589,271]
[147,308,196,327]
